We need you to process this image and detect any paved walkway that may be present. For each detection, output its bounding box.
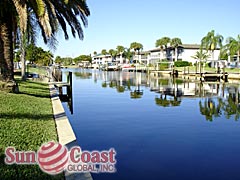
[49,84,92,180]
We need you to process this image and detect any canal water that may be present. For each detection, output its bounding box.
[62,68,240,180]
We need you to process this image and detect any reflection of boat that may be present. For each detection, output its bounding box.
[121,64,135,72]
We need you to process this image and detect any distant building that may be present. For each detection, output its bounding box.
[148,44,221,65]
[92,54,112,64]
[91,44,221,65]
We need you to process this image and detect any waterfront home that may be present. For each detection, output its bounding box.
[92,54,113,65]
[92,44,221,66]
[148,44,221,65]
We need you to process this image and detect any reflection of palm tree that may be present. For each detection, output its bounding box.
[199,98,221,121]
[126,80,132,90]
[102,82,107,88]
[130,91,143,99]
[170,97,181,106]
[155,95,171,107]
[109,81,117,88]
[221,90,240,120]
[116,85,125,93]
[130,84,143,99]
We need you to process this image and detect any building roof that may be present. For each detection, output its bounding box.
[180,44,201,49]
[92,54,111,58]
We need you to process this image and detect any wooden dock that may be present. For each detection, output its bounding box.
[181,72,228,82]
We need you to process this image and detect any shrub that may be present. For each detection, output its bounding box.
[174,61,191,67]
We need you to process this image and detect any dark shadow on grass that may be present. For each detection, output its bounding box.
[18,92,50,98]
[19,85,49,91]
[16,79,47,86]
[0,113,53,120]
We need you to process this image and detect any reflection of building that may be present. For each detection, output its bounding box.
[149,79,222,98]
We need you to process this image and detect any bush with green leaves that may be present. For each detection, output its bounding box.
[174,61,191,67]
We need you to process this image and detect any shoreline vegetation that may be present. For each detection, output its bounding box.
[0,72,63,180]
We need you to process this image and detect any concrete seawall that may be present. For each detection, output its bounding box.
[49,84,92,180]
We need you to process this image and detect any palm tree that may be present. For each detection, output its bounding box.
[0,0,90,92]
[170,37,182,61]
[123,48,133,63]
[201,30,224,61]
[108,49,117,62]
[116,45,125,64]
[101,49,107,55]
[191,49,210,74]
[155,37,170,61]
[130,42,143,63]
[93,51,97,56]
[19,8,39,80]
[225,35,240,66]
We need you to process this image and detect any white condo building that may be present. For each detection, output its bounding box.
[92,44,221,65]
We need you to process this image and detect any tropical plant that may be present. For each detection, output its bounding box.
[225,35,240,65]
[93,51,97,56]
[201,30,224,61]
[55,56,62,65]
[191,49,210,73]
[25,44,53,65]
[74,55,92,64]
[116,45,125,63]
[19,8,39,80]
[130,42,143,63]
[123,48,134,63]
[108,49,117,62]
[171,37,182,61]
[0,0,90,92]
[155,37,171,61]
[101,49,107,55]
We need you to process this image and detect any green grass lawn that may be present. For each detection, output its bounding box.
[0,79,63,180]
[28,66,49,76]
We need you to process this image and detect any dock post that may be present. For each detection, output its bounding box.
[67,72,72,96]
[67,72,73,114]
[59,87,63,95]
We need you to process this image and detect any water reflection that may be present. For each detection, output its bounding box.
[71,69,240,121]
[74,71,92,79]
[199,87,240,121]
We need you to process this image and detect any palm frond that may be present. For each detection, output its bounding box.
[12,0,27,33]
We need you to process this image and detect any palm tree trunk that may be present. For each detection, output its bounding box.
[20,33,26,80]
[0,15,18,92]
[0,16,14,81]
[212,50,215,68]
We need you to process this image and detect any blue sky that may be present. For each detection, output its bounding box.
[39,0,240,58]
